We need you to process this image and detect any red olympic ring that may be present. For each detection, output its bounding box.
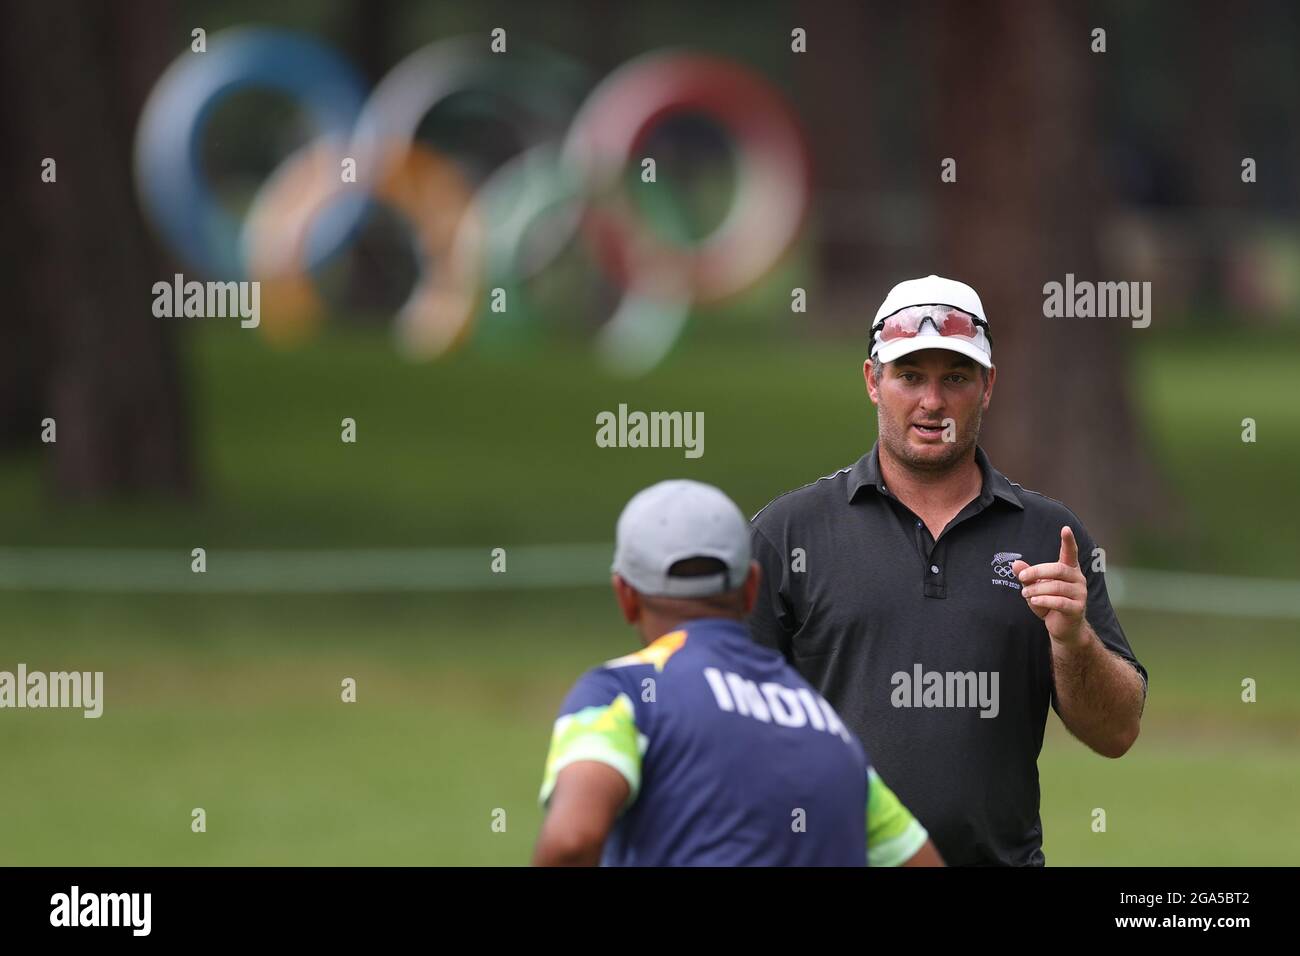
[562,50,810,305]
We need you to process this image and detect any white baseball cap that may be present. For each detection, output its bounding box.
[870,274,993,369]
[611,480,751,598]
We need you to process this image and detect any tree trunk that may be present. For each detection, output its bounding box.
[0,2,194,498]
[929,0,1167,551]
[793,1,884,329]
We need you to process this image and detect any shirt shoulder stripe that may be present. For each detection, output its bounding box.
[604,629,688,672]
[866,766,929,867]
[538,692,646,809]
[750,463,855,524]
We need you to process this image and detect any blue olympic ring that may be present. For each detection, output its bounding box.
[133,28,368,279]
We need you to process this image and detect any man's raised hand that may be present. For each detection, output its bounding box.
[1010,526,1088,647]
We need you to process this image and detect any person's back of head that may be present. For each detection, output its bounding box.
[609,481,760,644]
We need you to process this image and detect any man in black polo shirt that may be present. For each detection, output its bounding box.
[748,274,1148,866]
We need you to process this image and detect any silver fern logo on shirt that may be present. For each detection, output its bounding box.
[991,551,1022,590]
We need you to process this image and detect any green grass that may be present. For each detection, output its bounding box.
[0,321,1296,575]
[1039,608,1300,866]
[1,322,1298,865]
[1,589,1296,865]
[1128,329,1300,576]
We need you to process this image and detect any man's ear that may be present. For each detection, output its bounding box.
[982,364,996,410]
[612,574,640,624]
[864,359,881,405]
[741,560,762,615]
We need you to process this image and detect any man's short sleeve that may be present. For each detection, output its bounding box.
[1065,518,1149,706]
[748,523,796,662]
[866,766,929,867]
[538,668,645,809]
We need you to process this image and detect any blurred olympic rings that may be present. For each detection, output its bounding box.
[134,28,810,374]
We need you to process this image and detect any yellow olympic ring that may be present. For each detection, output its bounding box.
[242,139,484,359]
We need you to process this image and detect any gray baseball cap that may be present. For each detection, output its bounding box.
[611,479,752,598]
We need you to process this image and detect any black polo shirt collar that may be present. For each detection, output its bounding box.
[847,442,1024,511]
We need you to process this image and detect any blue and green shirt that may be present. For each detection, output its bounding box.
[540,617,927,866]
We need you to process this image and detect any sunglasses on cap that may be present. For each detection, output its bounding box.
[871,304,993,348]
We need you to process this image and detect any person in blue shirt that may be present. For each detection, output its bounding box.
[534,479,942,867]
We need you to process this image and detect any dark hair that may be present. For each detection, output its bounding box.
[641,556,745,615]
[668,556,729,578]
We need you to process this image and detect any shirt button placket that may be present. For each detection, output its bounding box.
[924,542,946,599]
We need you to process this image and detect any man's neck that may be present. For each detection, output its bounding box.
[877,444,983,519]
[637,612,739,647]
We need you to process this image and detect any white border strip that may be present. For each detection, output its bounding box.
[0,547,1296,619]
[0,546,611,593]
[1106,567,1300,620]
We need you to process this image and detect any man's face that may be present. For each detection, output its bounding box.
[864,349,995,473]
